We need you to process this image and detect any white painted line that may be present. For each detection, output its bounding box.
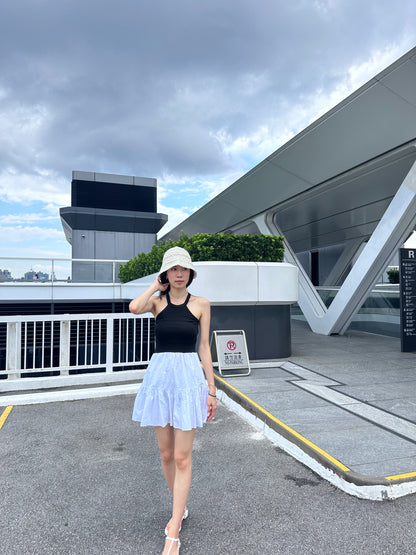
[282,362,416,442]
[0,369,146,392]
[0,383,141,406]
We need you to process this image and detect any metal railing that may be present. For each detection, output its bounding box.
[0,313,154,381]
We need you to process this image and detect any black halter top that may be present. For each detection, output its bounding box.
[154,293,199,353]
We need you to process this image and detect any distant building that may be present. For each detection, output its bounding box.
[0,269,12,282]
[60,171,168,282]
[24,270,49,282]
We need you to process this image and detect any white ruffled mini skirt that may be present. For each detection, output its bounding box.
[132,352,209,431]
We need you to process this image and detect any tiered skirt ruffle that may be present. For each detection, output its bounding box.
[132,352,209,431]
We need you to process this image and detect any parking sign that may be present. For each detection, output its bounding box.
[210,330,251,377]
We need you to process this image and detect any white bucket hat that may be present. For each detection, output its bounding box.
[158,246,197,277]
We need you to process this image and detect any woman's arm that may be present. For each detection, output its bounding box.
[198,297,217,420]
[129,276,166,316]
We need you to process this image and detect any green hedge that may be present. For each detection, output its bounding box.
[387,268,399,284]
[118,233,285,283]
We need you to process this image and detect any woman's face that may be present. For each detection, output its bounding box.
[166,266,190,287]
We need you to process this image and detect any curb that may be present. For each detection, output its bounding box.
[214,374,416,501]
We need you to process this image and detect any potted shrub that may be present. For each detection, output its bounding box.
[387,268,399,284]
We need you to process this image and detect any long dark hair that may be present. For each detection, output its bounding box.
[159,269,195,296]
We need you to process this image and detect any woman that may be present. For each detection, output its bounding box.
[130,246,217,555]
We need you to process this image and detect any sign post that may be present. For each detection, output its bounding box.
[210,330,251,377]
[400,248,416,352]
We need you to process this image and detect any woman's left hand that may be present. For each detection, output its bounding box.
[207,393,217,422]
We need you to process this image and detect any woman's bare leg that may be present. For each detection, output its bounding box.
[155,425,175,494]
[161,428,195,555]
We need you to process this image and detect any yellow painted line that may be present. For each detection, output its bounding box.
[215,375,351,473]
[385,471,416,481]
[0,405,13,430]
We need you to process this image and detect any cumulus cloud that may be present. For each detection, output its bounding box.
[0,213,58,225]
[0,170,69,206]
[157,204,197,237]
[0,0,414,255]
[0,225,64,243]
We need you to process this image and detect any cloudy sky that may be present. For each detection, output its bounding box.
[0,0,415,272]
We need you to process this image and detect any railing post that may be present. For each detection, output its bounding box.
[60,319,70,376]
[106,318,114,373]
[6,321,21,379]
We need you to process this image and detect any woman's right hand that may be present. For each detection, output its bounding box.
[129,276,167,315]
[155,275,169,292]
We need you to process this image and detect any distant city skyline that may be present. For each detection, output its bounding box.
[0,267,51,282]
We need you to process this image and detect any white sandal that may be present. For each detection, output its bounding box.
[164,508,189,536]
[166,536,180,555]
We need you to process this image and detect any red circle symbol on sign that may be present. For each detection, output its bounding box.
[227,340,237,351]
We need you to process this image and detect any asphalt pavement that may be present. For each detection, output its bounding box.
[1,394,416,554]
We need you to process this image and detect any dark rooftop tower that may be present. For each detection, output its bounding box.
[60,171,167,281]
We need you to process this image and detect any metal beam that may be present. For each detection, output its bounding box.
[253,158,416,335]
[252,213,328,322]
[323,159,416,334]
[322,239,364,286]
